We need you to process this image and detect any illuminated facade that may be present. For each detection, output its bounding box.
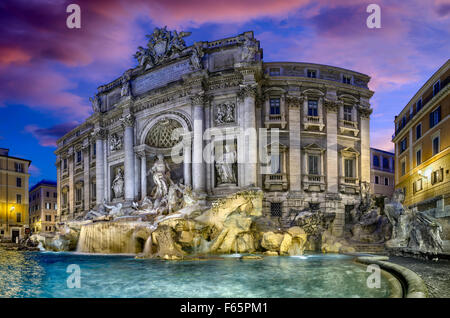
[29,180,57,234]
[393,59,450,218]
[0,148,31,242]
[55,30,373,235]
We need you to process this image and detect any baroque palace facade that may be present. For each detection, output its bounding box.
[55,29,373,235]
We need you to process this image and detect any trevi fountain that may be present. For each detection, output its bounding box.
[1,28,447,299]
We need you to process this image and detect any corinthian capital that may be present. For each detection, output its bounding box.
[190,92,206,106]
[238,84,257,100]
[120,114,135,128]
[358,106,373,119]
[92,128,107,140]
[323,99,341,113]
[286,95,304,108]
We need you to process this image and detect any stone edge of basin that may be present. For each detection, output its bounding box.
[353,255,428,298]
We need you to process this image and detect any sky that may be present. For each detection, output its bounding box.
[0,0,449,187]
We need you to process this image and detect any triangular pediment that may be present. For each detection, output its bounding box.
[303,143,325,152]
[340,146,360,156]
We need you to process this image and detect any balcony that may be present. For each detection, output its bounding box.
[303,116,325,131]
[339,120,359,136]
[339,176,360,194]
[264,114,287,129]
[302,174,326,192]
[264,173,288,191]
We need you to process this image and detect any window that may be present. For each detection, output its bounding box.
[416,98,422,112]
[344,159,354,178]
[93,144,96,157]
[15,163,24,172]
[53,192,57,198]
[16,194,22,204]
[92,182,96,199]
[269,98,281,115]
[63,159,68,170]
[375,176,379,184]
[431,168,444,185]
[433,80,440,96]
[401,160,406,176]
[342,75,351,84]
[46,191,49,197]
[382,157,389,170]
[16,177,22,187]
[270,202,282,217]
[54,203,57,210]
[416,124,422,140]
[45,202,51,209]
[416,149,422,166]
[373,155,379,167]
[400,138,407,153]
[384,177,389,186]
[62,192,68,206]
[414,179,423,192]
[269,68,280,76]
[76,151,82,163]
[433,136,440,155]
[270,153,281,174]
[308,155,319,175]
[76,187,83,202]
[429,106,441,128]
[307,69,316,78]
[308,100,318,116]
[16,213,21,223]
[45,215,52,222]
[343,105,353,121]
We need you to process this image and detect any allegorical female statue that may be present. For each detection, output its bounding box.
[215,144,237,185]
[112,167,124,198]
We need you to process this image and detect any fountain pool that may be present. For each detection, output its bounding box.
[0,249,392,298]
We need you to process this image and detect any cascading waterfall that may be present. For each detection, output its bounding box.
[77,221,141,254]
[143,235,153,257]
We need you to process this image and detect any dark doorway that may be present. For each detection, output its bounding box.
[11,230,19,243]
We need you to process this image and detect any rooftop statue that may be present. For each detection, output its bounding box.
[134,26,192,69]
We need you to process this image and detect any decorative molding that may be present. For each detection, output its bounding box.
[324,99,341,113]
[92,128,107,140]
[286,95,303,108]
[358,106,373,119]
[120,114,135,128]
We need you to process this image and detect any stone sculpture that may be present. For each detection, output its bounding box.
[241,33,258,62]
[112,167,124,199]
[215,144,237,185]
[109,133,122,151]
[148,154,171,199]
[89,94,101,113]
[189,42,204,70]
[385,189,443,254]
[120,75,131,97]
[215,103,235,124]
[134,26,191,69]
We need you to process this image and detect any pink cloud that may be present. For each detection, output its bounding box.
[28,164,41,176]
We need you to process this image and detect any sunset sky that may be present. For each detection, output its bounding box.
[0,0,449,186]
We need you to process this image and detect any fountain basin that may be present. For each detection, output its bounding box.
[0,250,394,298]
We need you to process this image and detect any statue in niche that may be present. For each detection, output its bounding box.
[215,103,235,124]
[148,154,172,200]
[109,133,123,151]
[89,94,101,113]
[215,144,237,185]
[241,34,258,62]
[112,167,124,199]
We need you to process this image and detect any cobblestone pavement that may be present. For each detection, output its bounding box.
[388,256,450,298]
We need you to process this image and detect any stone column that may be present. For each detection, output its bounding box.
[325,100,339,193]
[140,153,147,200]
[82,141,90,210]
[191,93,206,192]
[287,96,302,193]
[68,147,74,217]
[94,128,106,205]
[359,107,372,184]
[135,154,141,200]
[183,137,192,187]
[122,114,135,201]
[56,157,61,221]
[239,84,258,187]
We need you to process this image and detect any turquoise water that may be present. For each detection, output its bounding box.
[0,249,391,298]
